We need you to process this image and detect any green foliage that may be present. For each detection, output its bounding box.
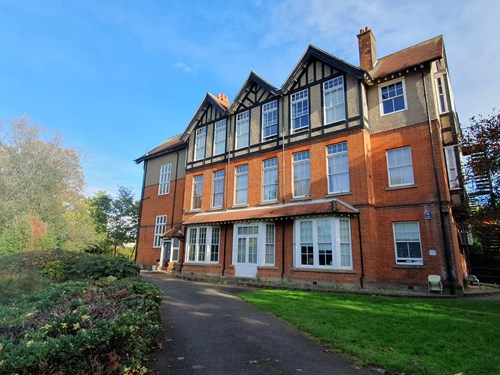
[0,118,99,254]
[0,279,161,375]
[0,215,31,257]
[0,250,140,302]
[87,187,139,255]
[242,290,500,375]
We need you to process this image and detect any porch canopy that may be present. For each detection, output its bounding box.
[183,199,358,226]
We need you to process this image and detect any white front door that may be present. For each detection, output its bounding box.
[234,225,259,277]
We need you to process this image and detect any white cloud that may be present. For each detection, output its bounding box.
[173,62,194,74]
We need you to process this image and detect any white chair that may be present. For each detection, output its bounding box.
[428,275,443,294]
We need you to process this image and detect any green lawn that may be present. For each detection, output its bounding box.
[241,290,500,375]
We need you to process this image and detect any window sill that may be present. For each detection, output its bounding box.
[258,266,278,270]
[325,191,352,198]
[291,127,309,134]
[188,209,202,214]
[291,267,355,274]
[209,207,224,212]
[232,204,249,209]
[386,184,418,191]
[393,263,425,269]
[324,119,346,126]
[290,196,312,202]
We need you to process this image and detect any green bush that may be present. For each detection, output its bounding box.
[0,279,161,375]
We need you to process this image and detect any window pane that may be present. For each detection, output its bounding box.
[194,127,206,161]
[293,151,310,197]
[211,227,220,262]
[213,119,226,155]
[236,111,249,149]
[387,147,414,186]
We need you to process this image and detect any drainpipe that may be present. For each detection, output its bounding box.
[420,65,455,294]
[222,224,227,276]
[281,96,286,204]
[281,221,286,280]
[356,214,365,289]
[134,159,148,263]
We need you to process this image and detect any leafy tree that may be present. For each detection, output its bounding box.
[88,187,139,256]
[461,109,500,276]
[0,117,98,255]
[88,191,113,252]
[108,186,139,256]
[462,108,500,212]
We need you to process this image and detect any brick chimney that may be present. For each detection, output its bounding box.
[216,92,229,107]
[357,26,377,71]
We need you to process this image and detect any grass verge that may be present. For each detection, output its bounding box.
[241,289,500,375]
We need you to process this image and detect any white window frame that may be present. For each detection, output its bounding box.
[170,238,180,262]
[158,164,172,195]
[232,222,275,267]
[435,73,449,114]
[153,215,167,248]
[185,226,220,264]
[262,100,278,140]
[393,221,423,265]
[212,170,224,208]
[262,158,278,202]
[213,119,226,156]
[444,146,460,189]
[265,224,275,265]
[386,146,415,187]
[194,127,206,161]
[323,76,345,125]
[292,150,310,198]
[235,164,249,205]
[327,142,350,194]
[192,174,203,210]
[294,218,352,269]
[235,111,250,149]
[379,78,407,116]
[290,89,309,132]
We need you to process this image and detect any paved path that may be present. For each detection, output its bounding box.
[142,272,380,375]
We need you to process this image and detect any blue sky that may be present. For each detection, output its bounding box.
[0,0,499,199]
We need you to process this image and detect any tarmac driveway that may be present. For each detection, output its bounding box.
[142,272,379,375]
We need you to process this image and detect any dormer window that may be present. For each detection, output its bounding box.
[379,79,407,115]
[291,89,309,132]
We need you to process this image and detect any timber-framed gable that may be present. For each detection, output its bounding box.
[182,93,229,170]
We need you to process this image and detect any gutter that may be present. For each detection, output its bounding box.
[420,65,456,294]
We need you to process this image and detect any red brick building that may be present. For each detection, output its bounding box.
[135,27,469,294]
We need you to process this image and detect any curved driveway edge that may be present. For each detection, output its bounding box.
[142,272,380,375]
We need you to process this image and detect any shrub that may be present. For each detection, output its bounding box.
[0,279,161,375]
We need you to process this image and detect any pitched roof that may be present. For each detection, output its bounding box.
[282,45,364,92]
[181,93,229,142]
[229,71,279,113]
[369,35,444,80]
[135,134,185,164]
[183,199,358,225]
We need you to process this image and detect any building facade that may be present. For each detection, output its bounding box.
[135,27,469,293]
